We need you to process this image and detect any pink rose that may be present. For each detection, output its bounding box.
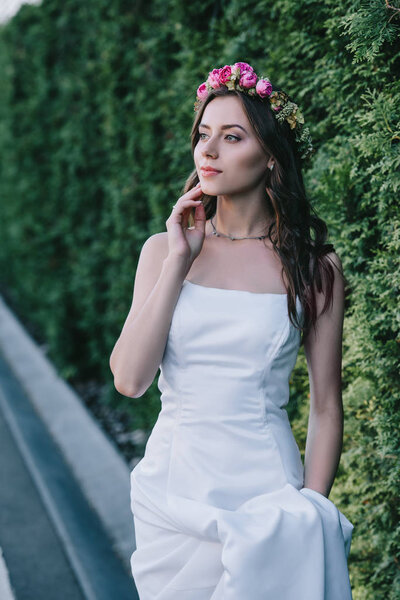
[240,70,258,89]
[234,62,254,75]
[197,82,209,100]
[256,78,272,98]
[219,65,233,84]
[207,68,222,89]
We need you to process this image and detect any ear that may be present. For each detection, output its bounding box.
[264,162,273,186]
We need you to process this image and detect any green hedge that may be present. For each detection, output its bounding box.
[0,1,399,597]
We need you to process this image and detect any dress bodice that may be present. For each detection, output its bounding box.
[159,279,303,413]
[140,279,306,508]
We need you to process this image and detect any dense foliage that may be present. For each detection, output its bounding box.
[0,1,399,597]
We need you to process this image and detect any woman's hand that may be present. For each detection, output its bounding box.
[165,182,206,265]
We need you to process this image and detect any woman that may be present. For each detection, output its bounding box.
[110,61,354,599]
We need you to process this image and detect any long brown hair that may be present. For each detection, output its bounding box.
[182,85,347,345]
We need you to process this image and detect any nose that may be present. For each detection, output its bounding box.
[201,137,218,158]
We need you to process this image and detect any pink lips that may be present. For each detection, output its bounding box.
[201,167,222,176]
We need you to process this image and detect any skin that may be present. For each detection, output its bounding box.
[193,95,275,238]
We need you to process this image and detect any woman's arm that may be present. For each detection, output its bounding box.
[303,251,345,498]
[109,233,188,398]
[110,184,205,398]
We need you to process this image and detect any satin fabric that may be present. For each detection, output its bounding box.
[130,279,354,599]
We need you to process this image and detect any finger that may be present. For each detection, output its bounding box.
[193,203,206,228]
[171,198,202,214]
[181,208,190,229]
[183,186,202,198]
[183,200,202,226]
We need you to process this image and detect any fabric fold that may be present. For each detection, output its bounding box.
[130,281,354,599]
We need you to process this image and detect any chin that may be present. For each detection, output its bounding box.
[200,180,221,190]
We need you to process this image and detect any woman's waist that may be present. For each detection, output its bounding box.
[153,401,296,453]
[160,382,290,415]
[136,406,303,493]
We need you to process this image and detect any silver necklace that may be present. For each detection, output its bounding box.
[210,216,268,241]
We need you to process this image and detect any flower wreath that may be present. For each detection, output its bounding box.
[194,62,314,161]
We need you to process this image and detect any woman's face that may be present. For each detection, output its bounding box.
[194,95,269,197]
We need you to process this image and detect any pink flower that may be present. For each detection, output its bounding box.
[239,69,258,89]
[196,82,209,100]
[207,68,222,89]
[256,78,273,98]
[234,62,254,75]
[219,65,233,84]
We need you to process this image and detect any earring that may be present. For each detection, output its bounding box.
[269,163,274,171]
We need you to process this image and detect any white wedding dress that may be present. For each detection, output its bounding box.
[130,279,354,599]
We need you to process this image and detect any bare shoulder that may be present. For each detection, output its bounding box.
[141,231,169,257]
[310,249,344,287]
[309,241,343,274]
[135,231,169,286]
[126,232,169,320]
[306,249,345,325]
[325,250,343,275]
[304,249,344,358]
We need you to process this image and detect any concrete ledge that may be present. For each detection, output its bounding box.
[0,295,135,567]
[0,547,15,600]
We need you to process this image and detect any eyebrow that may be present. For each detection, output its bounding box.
[199,122,248,134]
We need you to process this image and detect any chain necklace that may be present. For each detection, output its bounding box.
[210,216,268,241]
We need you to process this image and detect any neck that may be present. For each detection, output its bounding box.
[212,204,272,238]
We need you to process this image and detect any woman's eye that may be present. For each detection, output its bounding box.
[198,133,240,141]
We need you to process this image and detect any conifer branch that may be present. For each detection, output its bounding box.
[385,0,400,23]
